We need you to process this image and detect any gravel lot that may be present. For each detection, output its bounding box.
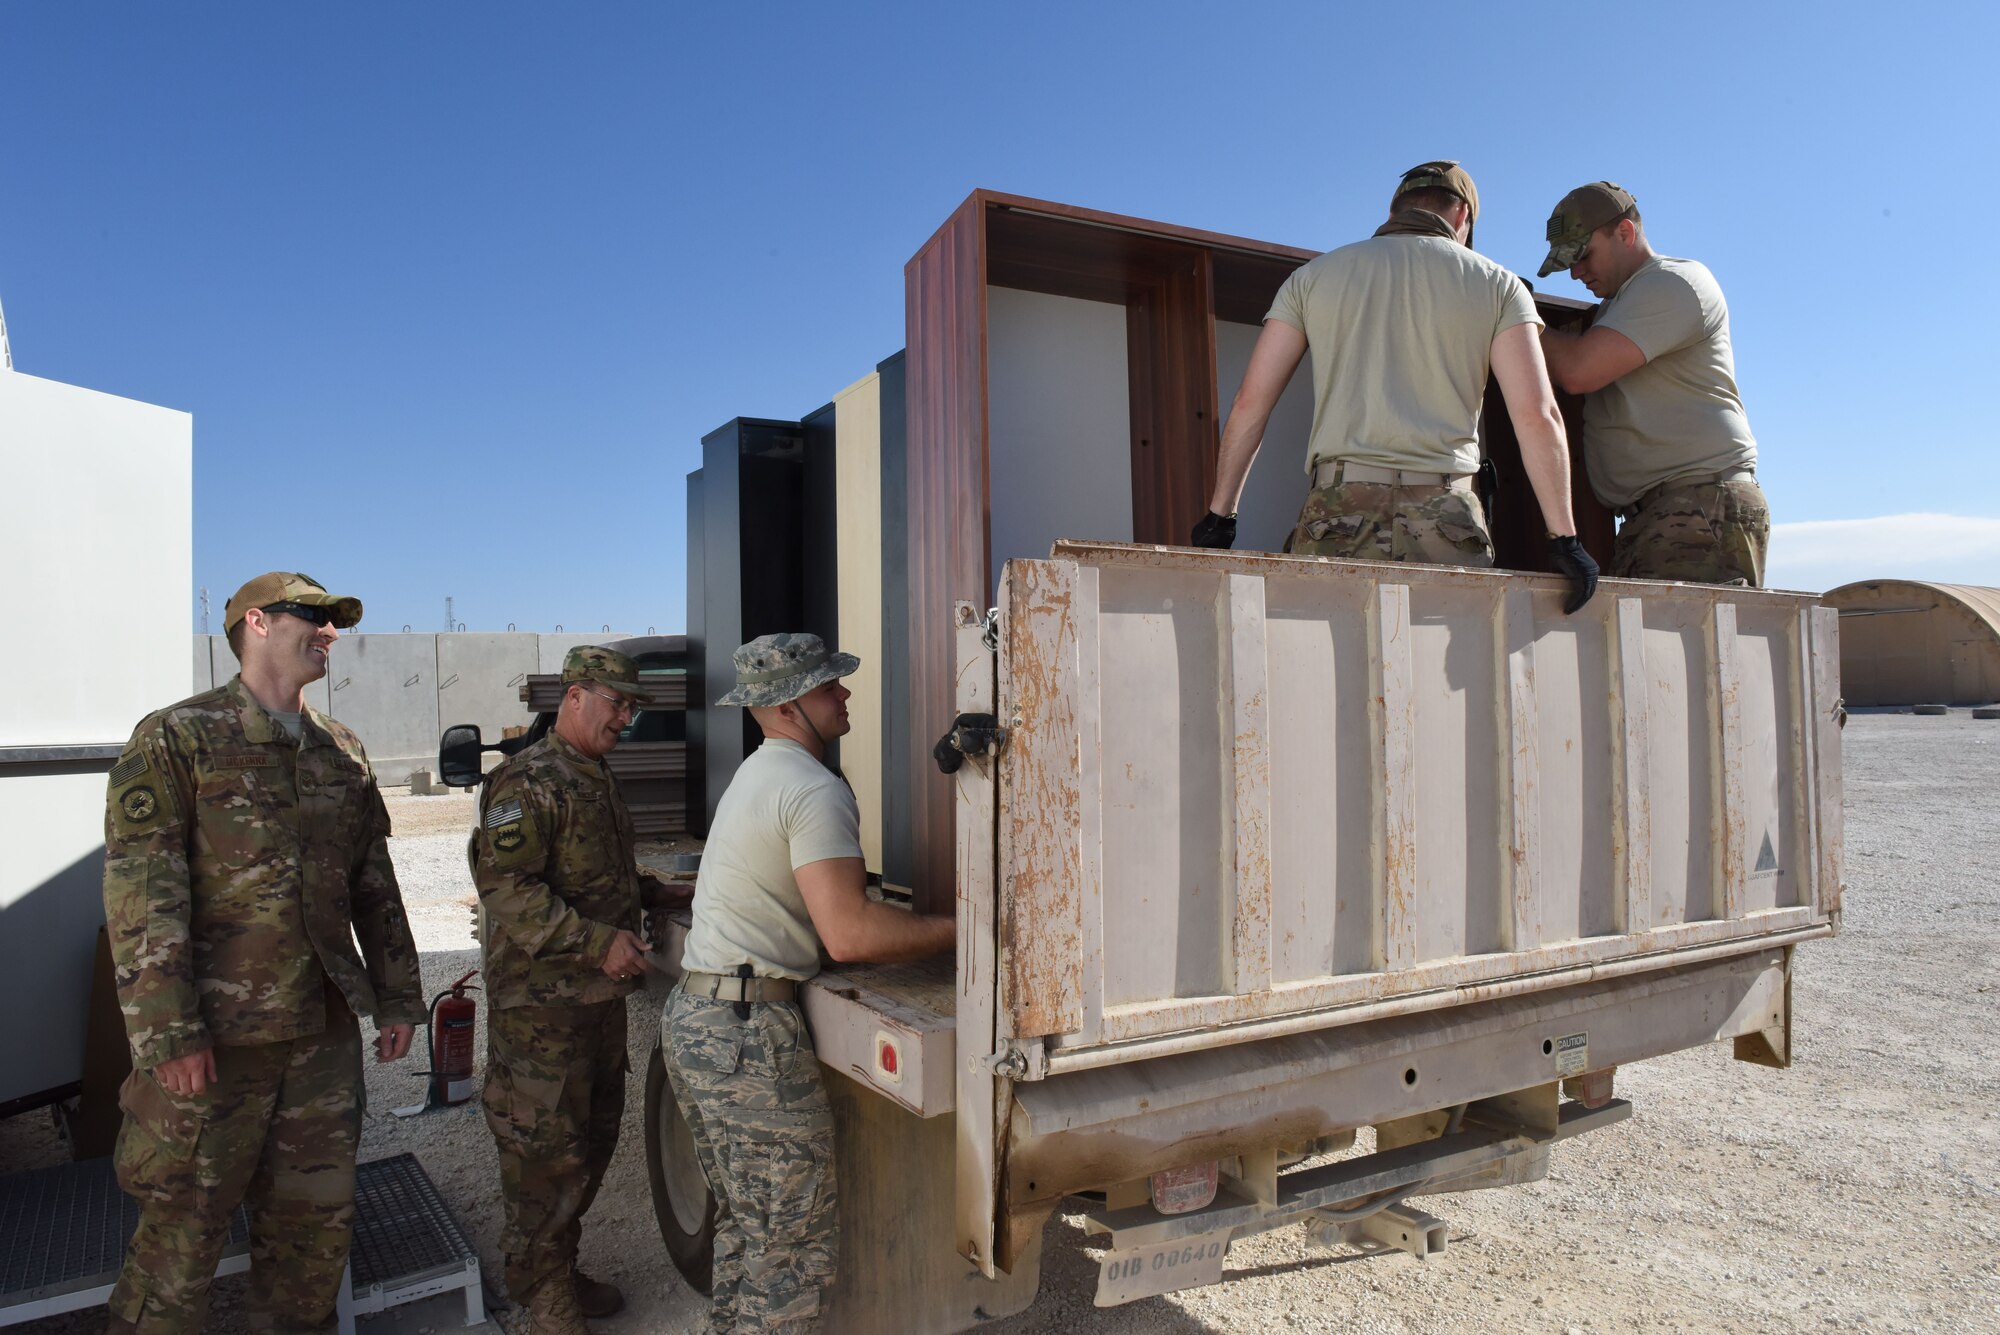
[8,711,1996,1333]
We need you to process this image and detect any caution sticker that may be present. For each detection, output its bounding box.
[1751,829,1780,879]
[1554,1032,1589,1077]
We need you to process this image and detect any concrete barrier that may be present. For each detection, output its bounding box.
[326,635,440,785]
[437,633,540,748]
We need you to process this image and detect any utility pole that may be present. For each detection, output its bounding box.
[445,596,454,633]
[199,587,210,635]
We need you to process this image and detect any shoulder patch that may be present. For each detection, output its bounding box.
[109,751,150,786]
[120,786,160,824]
[486,797,524,829]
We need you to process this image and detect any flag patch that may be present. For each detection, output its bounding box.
[486,798,524,829]
[109,751,150,786]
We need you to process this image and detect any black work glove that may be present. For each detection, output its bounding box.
[1548,536,1600,615]
[1189,510,1237,549]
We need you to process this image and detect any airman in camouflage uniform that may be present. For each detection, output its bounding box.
[1193,161,1599,613]
[1537,182,1769,587]
[101,572,423,1335]
[665,633,954,1334]
[470,645,690,1334]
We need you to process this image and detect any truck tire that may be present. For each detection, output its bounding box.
[644,1038,716,1294]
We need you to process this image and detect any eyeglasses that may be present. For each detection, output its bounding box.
[260,601,336,627]
[580,685,640,717]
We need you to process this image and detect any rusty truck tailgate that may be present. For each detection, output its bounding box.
[949,541,1841,1275]
[990,541,1840,1063]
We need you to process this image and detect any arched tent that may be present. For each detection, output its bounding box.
[1822,580,2000,706]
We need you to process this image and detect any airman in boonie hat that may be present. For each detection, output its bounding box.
[561,645,645,698]
[1538,181,1639,278]
[714,632,860,708]
[223,571,362,632]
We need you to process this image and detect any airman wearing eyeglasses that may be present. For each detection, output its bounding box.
[469,644,691,1332]
[1536,182,1769,586]
[101,571,424,1334]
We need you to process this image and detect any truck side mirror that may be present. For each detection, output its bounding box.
[438,724,490,788]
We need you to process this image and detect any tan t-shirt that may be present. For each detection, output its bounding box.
[1266,235,1541,476]
[681,738,862,981]
[1583,256,1758,507]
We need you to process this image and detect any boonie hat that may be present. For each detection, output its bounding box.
[562,645,645,699]
[1392,160,1480,232]
[1538,181,1639,277]
[223,572,362,632]
[715,632,860,708]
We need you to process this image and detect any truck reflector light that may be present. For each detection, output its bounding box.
[872,1030,904,1085]
[1151,1161,1219,1215]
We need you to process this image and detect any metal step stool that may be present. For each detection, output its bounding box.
[339,1153,485,1328]
[0,1153,482,1332]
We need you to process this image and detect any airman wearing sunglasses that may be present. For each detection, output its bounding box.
[101,571,424,1334]
[1536,182,1769,586]
[469,644,693,1333]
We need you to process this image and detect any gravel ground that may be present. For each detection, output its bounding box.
[7,712,1996,1333]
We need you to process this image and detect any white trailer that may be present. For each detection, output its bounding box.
[643,538,1842,1331]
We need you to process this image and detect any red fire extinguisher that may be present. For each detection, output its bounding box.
[428,969,480,1107]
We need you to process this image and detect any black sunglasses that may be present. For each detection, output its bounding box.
[261,601,336,627]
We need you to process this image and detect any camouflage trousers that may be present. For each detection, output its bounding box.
[1289,480,1495,567]
[482,1000,628,1302]
[661,986,837,1334]
[107,1003,363,1334]
[1612,478,1769,587]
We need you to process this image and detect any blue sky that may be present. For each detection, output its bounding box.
[5,2,1995,630]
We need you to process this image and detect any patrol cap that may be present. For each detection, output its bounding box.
[223,572,362,632]
[562,645,645,699]
[714,632,860,708]
[1538,181,1639,277]
[1392,160,1480,228]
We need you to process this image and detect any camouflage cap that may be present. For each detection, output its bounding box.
[223,572,362,632]
[1393,160,1480,228]
[562,645,645,698]
[714,632,860,708]
[1538,181,1638,277]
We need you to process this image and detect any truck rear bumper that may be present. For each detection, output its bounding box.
[1004,947,1787,1218]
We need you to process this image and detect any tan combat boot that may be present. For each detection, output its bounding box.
[572,1267,624,1319]
[522,1275,590,1335]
